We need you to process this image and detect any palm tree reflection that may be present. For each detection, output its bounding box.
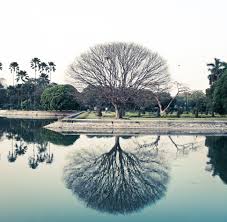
[28,144,39,169]
[64,136,169,214]
[7,133,17,163]
[46,143,54,164]
[7,150,17,162]
[37,142,48,163]
[15,139,28,156]
[28,142,54,169]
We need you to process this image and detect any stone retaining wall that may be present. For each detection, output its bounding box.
[44,119,227,135]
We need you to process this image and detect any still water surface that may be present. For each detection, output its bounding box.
[0,118,227,222]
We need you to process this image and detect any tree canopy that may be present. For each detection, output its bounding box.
[68,42,169,118]
[41,84,80,111]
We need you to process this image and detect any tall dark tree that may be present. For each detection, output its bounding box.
[31,57,41,80]
[9,62,19,86]
[68,42,169,118]
[207,58,227,85]
[213,71,227,114]
[48,61,56,82]
[0,62,2,71]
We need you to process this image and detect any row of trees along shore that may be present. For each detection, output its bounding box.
[0,58,56,110]
[0,43,227,118]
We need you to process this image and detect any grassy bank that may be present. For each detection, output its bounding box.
[76,111,227,120]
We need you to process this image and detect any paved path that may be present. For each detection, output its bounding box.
[44,118,227,135]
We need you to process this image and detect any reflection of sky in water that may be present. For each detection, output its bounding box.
[0,125,227,222]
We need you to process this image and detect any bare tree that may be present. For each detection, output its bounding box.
[63,136,169,214]
[68,42,169,118]
[152,81,189,116]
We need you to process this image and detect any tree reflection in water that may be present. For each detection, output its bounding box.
[7,133,17,163]
[0,118,79,168]
[64,136,169,214]
[28,142,54,169]
[15,140,28,156]
[205,136,227,184]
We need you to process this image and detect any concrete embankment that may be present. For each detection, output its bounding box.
[0,110,79,119]
[44,119,227,135]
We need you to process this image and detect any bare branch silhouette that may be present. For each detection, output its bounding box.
[68,42,169,118]
[168,136,201,155]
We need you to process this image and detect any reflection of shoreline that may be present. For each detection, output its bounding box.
[63,136,169,215]
[0,110,74,119]
[0,118,80,146]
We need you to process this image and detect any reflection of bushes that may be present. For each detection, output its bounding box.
[205,136,227,184]
[0,118,51,143]
[41,129,79,146]
[0,118,79,146]
[64,136,169,214]
[86,135,133,139]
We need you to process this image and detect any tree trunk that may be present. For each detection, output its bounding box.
[177,109,181,118]
[96,107,102,117]
[114,104,123,119]
[211,109,215,117]
[160,110,167,117]
[138,110,141,117]
[154,97,167,117]
[195,109,199,118]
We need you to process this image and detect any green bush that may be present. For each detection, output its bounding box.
[41,84,80,111]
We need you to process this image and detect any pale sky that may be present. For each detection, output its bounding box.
[1,0,227,91]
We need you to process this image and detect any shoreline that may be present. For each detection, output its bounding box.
[44,119,227,135]
[0,110,78,120]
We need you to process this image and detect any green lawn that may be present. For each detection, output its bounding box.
[76,111,227,120]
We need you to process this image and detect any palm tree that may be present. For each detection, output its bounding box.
[16,70,29,83]
[9,62,19,86]
[15,70,29,109]
[207,58,227,85]
[48,62,56,82]
[31,58,41,80]
[31,58,42,110]
[39,62,49,74]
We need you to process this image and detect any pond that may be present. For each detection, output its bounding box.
[0,118,227,222]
